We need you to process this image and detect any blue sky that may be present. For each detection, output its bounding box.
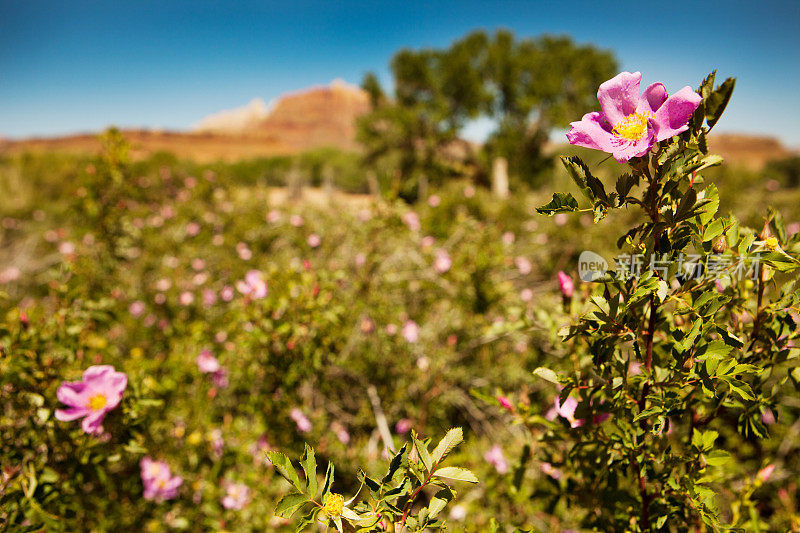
[1,0,799,146]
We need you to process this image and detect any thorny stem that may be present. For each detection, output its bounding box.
[399,463,438,530]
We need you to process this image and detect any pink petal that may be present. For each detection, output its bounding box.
[610,130,655,163]
[82,365,115,383]
[57,381,87,407]
[566,112,618,152]
[637,82,668,115]
[81,410,106,434]
[652,86,702,142]
[55,407,88,421]
[597,72,642,126]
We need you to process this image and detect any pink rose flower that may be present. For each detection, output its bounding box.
[402,211,421,232]
[497,395,513,411]
[395,418,413,434]
[567,71,702,163]
[290,408,312,433]
[402,320,419,343]
[237,270,268,299]
[129,300,145,317]
[557,271,574,299]
[55,365,127,434]
[484,445,509,474]
[196,350,220,373]
[307,233,321,248]
[433,249,452,274]
[540,462,563,480]
[222,482,250,510]
[515,256,532,275]
[140,457,183,501]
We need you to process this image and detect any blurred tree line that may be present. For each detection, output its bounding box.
[358,30,618,201]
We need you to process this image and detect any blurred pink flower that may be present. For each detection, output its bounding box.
[501,231,515,245]
[385,323,398,336]
[220,286,234,302]
[202,288,217,307]
[557,271,574,298]
[185,222,201,237]
[55,365,127,434]
[140,457,182,501]
[211,367,229,388]
[515,256,532,275]
[250,435,271,466]
[757,464,776,483]
[237,243,252,260]
[222,482,250,510]
[196,350,220,373]
[290,407,312,433]
[554,213,569,226]
[360,316,375,334]
[540,462,563,480]
[402,320,419,343]
[58,241,76,255]
[433,249,452,274]
[463,185,475,198]
[129,300,145,317]
[402,211,421,232]
[395,418,413,434]
[420,235,435,249]
[155,278,172,291]
[787,222,800,236]
[289,214,304,227]
[307,233,321,248]
[484,445,509,474]
[497,395,513,411]
[330,421,350,444]
[427,194,441,207]
[237,270,268,299]
[179,291,194,306]
[355,253,367,267]
[762,408,776,425]
[520,288,533,302]
[191,258,206,271]
[0,266,21,283]
[266,210,282,223]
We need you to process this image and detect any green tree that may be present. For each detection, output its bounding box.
[358,30,618,198]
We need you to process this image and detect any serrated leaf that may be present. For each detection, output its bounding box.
[427,489,453,519]
[267,451,304,493]
[431,428,463,465]
[275,492,309,518]
[536,192,579,216]
[301,444,318,497]
[433,466,478,483]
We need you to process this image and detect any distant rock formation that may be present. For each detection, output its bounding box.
[192,79,371,151]
[193,98,272,134]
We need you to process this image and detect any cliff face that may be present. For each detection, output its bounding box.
[255,80,371,151]
[193,79,371,151]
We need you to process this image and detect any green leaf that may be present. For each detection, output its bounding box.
[705,77,736,130]
[275,492,309,518]
[414,436,433,472]
[536,192,579,216]
[301,444,318,497]
[433,466,479,483]
[431,428,463,464]
[267,451,304,493]
[382,443,408,483]
[533,367,560,385]
[321,460,335,497]
[704,450,730,467]
[427,488,453,519]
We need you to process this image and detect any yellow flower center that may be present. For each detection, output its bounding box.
[88,393,107,411]
[764,237,779,250]
[321,493,344,517]
[612,112,650,141]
